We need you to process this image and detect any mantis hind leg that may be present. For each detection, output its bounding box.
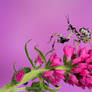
[73,40,81,48]
[75,41,80,48]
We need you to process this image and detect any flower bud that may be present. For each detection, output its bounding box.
[63,46,75,61]
[15,70,25,82]
[36,55,44,65]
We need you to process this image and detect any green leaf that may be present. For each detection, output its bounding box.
[13,63,17,73]
[29,82,45,92]
[35,58,42,69]
[23,67,31,73]
[63,55,68,65]
[25,39,35,68]
[38,75,45,89]
[34,46,47,63]
[26,87,41,91]
[31,82,40,87]
[45,49,55,57]
[35,64,41,69]
[11,73,17,85]
[45,60,52,69]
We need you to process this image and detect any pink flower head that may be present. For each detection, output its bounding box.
[42,70,62,85]
[77,46,82,56]
[80,77,87,86]
[72,57,82,65]
[51,78,61,85]
[63,46,75,61]
[49,53,61,67]
[42,71,54,81]
[37,55,44,65]
[88,65,92,70]
[87,74,92,79]
[85,78,92,89]
[50,57,61,67]
[54,69,65,80]
[70,75,79,85]
[15,70,25,82]
[50,53,57,62]
[87,78,92,85]
[72,67,82,74]
[80,47,89,60]
[78,63,87,69]
[88,49,92,57]
[86,57,92,64]
[80,69,89,77]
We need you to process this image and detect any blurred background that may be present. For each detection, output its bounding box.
[0,0,92,92]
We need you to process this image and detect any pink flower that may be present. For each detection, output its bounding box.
[80,47,89,60]
[42,71,54,81]
[78,84,86,89]
[77,46,82,56]
[54,69,65,80]
[72,57,82,65]
[80,69,89,77]
[86,57,92,64]
[63,46,92,89]
[87,74,92,78]
[88,65,92,70]
[50,57,61,67]
[36,55,44,65]
[78,63,87,69]
[80,77,87,86]
[87,84,92,89]
[15,70,25,82]
[70,75,79,85]
[49,53,61,67]
[63,46,75,61]
[72,68,82,73]
[86,78,92,89]
[43,71,61,85]
[87,78,92,84]
[50,53,57,62]
[88,49,92,57]
[51,78,60,85]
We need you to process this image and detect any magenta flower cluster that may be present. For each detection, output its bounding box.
[42,53,65,86]
[36,46,92,89]
[64,46,92,89]
[14,45,92,89]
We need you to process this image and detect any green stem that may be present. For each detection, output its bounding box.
[0,65,70,92]
[15,87,26,92]
[0,83,16,92]
[16,68,49,87]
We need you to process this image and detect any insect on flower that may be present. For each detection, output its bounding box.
[66,16,92,47]
[49,16,92,48]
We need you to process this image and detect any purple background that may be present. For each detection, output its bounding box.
[0,0,92,92]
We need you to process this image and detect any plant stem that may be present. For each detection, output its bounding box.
[0,65,70,92]
[0,83,16,92]
[15,87,26,92]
